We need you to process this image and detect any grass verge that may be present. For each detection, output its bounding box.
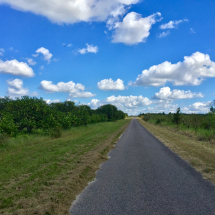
[137,119,215,185]
[0,119,131,215]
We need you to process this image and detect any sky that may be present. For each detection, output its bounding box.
[0,0,215,115]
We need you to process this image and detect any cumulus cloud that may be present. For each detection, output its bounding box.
[158,31,170,38]
[160,19,188,29]
[105,95,152,109]
[87,95,152,114]
[35,47,53,62]
[112,12,161,45]
[0,59,35,77]
[39,80,96,98]
[7,79,29,97]
[45,99,61,104]
[32,54,38,57]
[0,48,4,56]
[144,103,179,114]
[88,99,101,109]
[131,52,215,86]
[27,58,37,66]
[144,100,211,114]
[97,78,125,90]
[182,101,211,114]
[0,0,139,24]
[78,44,98,54]
[152,87,203,100]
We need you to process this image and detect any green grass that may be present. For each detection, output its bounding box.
[147,119,215,143]
[0,119,130,212]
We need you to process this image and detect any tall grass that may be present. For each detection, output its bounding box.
[144,115,215,143]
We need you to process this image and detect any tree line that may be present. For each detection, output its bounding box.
[0,96,126,136]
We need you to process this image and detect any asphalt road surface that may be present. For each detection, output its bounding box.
[70,119,215,215]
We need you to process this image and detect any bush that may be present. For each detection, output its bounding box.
[49,126,62,138]
[143,114,151,122]
[0,113,17,135]
[173,108,181,125]
[156,118,162,125]
[0,96,126,136]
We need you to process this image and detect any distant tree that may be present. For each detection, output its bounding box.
[210,100,215,113]
[173,107,181,126]
[96,104,118,121]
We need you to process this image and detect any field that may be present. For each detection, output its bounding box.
[0,119,131,214]
[140,111,215,143]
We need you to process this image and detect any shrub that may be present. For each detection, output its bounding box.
[173,108,181,126]
[49,126,62,138]
[0,113,17,135]
[156,118,162,125]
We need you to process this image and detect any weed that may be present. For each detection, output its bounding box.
[0,119,131,213]
[49,126,62,138]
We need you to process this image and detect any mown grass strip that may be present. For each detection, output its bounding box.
[137,119,215,184]
[0,119,131,214]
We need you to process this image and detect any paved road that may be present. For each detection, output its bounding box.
[70,119,215,214]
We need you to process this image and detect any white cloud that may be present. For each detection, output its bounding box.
[112,12,161,45]
[158,31,170,38]
[0,0,139,24]
[190,28,196,34]
[45,99,61,104]
[39,80,96,98]
[40,65,44,70]
[144,103,179,114]
[0,48,4,56]
[7,79,29,97]
[68,44,72,47]
[152,87,203,100]
[88,99,101,109]
[27,58,37,66]
[87,95,152,114]
[0,59,35,77]
[78,44,98,54]
[160,19,188,29]
[32,54,38,57]
[144,100,211,114]
[131,52,215,86]
[97,78,125,90]
[105,95,152,109]
[182,101,211,114]
[35,47,53,62]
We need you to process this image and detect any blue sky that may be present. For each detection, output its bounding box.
[0,0,215,115]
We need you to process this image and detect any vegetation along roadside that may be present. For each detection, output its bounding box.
[137,112,215,185]
[0,118,131,214]
[0,96,130,214]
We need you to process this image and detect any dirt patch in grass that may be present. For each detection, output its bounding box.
[0,120,131,215]
[137,119,215,185]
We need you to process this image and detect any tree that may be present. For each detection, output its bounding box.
[173,107,181,126]
[210,100,215,113]
[96,104,118,121]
